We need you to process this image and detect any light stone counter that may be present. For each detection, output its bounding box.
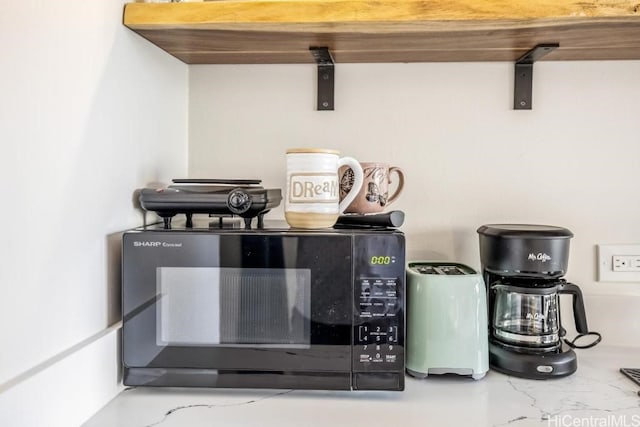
[84,345,640,427]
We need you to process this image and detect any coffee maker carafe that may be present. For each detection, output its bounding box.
[478,224,599,379]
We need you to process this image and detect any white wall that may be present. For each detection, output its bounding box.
[189,61,640,345]
[0,0,188,425]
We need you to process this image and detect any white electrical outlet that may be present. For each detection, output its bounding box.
[598,244,640,282]
[612,255,640,272]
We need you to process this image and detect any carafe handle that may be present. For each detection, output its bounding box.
[557,282,589,334]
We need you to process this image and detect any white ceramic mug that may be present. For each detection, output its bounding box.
[285,148,364,229]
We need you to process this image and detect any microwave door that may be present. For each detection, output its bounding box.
[122,232,353,387]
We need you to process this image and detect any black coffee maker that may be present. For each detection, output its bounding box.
[477,224,600,379]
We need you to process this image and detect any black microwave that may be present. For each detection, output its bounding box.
[122,222,405,391]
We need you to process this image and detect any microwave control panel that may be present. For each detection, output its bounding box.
[352,233,405,390]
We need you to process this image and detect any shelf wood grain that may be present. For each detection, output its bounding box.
[123,0,640,64]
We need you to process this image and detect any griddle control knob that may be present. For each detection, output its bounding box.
[227,189,252,214]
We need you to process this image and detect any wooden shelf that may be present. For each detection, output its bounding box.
[123,0,640,64]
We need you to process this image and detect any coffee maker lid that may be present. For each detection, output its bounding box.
[477,224,573,239]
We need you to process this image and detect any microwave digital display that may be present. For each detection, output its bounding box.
[370,256,396,265]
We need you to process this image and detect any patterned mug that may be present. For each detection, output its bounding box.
[339,162,405,214]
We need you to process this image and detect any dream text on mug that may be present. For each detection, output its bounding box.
[289,173,339,203]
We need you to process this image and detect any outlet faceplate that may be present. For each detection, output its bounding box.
[598,244,640,282]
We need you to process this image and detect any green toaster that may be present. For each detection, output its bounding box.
[406,262,489,380]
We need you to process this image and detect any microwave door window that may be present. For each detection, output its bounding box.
[220,269,311,346]
[157,268,222,346]
[156,267,311,348]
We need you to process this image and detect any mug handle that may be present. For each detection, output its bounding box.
[338,157,363,214]
[386,167,405,206]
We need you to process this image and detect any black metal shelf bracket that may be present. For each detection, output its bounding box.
[310,47,335,111]
[514,43,559,110]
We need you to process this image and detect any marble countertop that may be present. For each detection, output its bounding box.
[84,345,640,427]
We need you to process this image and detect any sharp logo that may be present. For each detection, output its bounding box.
[132,241,183,248]
[133,241,161,247]
[528,252,551,263]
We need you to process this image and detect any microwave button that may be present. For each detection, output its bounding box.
[360,280,371,294]
[358,325,370,342]
[370,300,387,316]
